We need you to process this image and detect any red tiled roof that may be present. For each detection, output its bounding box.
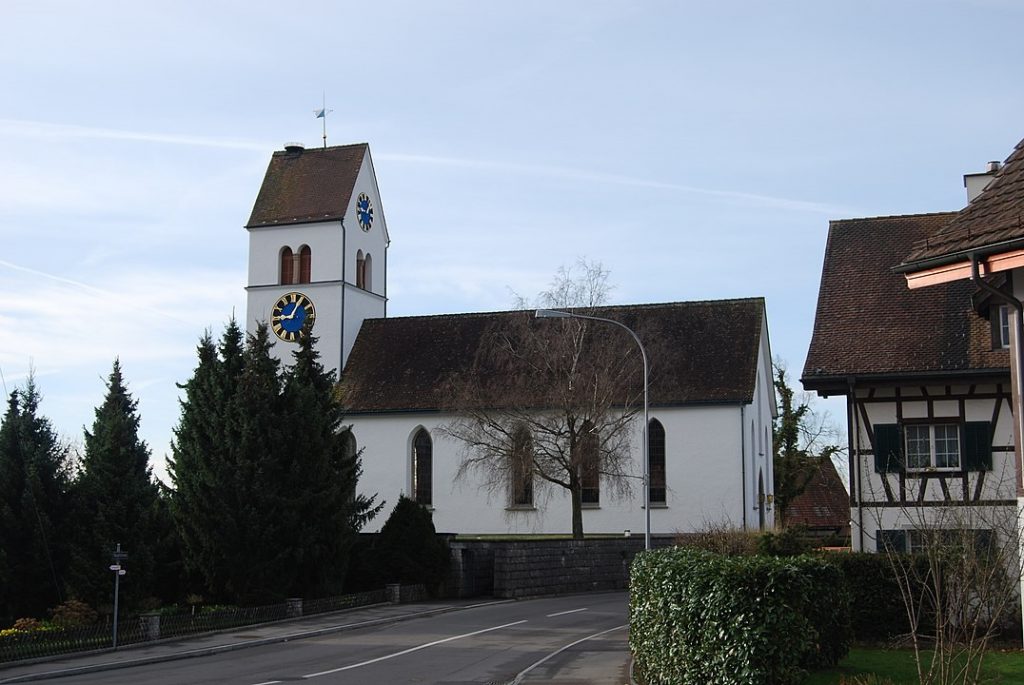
[903,138,1024,266]
[339,299,766,413]
[786,458,849,531]
[246,143,367,228]
[802,212,1009,391]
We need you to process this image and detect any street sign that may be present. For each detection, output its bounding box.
[118,570,126,576]
[109,565,121,571]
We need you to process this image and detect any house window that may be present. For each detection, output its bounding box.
[874,422,991,473]
[905,424,960,470]
[996,305,1010,349]
[280,247,294,285]
[648,419,666,505]
[578,421,600,505]
[510,424,533,507]
[876,528,995,555]
[412,428,432,506]
[298,245,311,284]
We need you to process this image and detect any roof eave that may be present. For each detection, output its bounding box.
[801,368,1011,395]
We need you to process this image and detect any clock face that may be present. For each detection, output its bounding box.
[356,192,374,231]
[271,291,316,343]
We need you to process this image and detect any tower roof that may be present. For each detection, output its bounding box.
[246,143,368,228]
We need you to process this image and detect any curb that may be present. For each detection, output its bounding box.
[0,599,514,684]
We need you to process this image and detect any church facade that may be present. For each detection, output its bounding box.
[244,143,778,537]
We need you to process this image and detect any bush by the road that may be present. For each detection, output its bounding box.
[630,547,851,685]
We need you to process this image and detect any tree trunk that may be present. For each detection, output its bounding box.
[569,474,584,540]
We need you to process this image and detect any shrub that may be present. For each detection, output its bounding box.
[675,522,759,556]
[368,496,449,594]
[756,525,815,557]
[630,547,851,685]
[10,618,43,632]
[50,600,97,628]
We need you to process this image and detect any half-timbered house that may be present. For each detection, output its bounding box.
[802,211,1016,553]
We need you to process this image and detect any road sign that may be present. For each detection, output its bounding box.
[109,565,121,571]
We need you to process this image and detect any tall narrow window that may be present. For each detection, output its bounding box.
[280,247,294,285]
[510,424,533,507]
[412,428,433,506]
[355,250,365,289]
[648,419,666,504]
[578,421,600,505]
[298,245,311,284]
[363,253,372,291]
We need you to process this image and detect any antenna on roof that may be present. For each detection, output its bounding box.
[314,91,333,149]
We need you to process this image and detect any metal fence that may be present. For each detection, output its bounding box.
[0,588,394,665]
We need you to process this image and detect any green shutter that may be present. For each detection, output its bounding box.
[963,421,992,471]
[873,424,903,473]
[876,529,907,553]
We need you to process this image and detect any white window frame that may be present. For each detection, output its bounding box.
[998,304,1011,349]
[904,423,960,471]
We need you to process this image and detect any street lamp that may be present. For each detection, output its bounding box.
[535,308,651,550]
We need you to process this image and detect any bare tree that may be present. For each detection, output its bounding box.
[443,261,647,539]
[871,473,1024,685]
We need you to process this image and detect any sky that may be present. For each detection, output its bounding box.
[1,0,1023,484]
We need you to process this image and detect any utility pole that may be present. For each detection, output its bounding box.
[110,544,128,649]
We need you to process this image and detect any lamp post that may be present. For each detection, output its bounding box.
[535,308,651,550]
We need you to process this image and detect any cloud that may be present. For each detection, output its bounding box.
[378,152,861,216]
[0,118,270,151]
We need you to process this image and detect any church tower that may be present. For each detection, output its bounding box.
[244,142,389,375]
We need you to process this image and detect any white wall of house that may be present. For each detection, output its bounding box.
[352,402,767,536]
[847,382,1017,552]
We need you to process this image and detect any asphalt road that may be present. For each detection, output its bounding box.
[41,592,630,685]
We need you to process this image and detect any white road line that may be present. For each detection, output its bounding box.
[509,623,627,685]
[546,608,588,617]
[251,681,281,685]
[301,620,528,678]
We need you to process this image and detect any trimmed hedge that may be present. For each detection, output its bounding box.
[823,552,917,642]
[630,547,851,685]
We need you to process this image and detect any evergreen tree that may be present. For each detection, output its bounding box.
[66,360,162,611]
[168,320,245,600]
[0,378,72,624]
[279,327,381,598]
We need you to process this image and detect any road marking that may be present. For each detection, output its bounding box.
[251,681,281,685]
[301,620,528,678]
[546,608,588,617]
[509,623,627,685]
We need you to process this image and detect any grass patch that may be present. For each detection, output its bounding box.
[804,647,1024,684]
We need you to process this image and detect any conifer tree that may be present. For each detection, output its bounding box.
[0,378,72,624]
[67,360,162,611]
[168,320,245,599]
[279,327,381,598]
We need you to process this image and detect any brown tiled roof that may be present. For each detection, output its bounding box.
[786,458,849,531]
[903,138,1024,266]
[246,143,367,228]
[339,299,766,413]
[802,213,1009,391]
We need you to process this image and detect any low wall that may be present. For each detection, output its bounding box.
[450,537,674,599]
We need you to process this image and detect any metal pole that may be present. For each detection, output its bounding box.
[110,543,128,650]
[536,309,651,550]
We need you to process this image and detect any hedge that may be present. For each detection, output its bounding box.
[630,547,851,685]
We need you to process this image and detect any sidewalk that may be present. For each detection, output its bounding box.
[0,599,499,684]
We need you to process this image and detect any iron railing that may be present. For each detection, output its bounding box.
[0,587,395,665]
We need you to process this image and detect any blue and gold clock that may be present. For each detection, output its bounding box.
[356,192,373,231]
[271,291,316,343]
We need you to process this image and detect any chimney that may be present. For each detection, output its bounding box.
[283,142,305,154]
[963,160,1001,203]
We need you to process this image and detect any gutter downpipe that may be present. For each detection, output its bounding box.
[969,255,1024,646]
[847,376,864,552]
[741,404,747,531]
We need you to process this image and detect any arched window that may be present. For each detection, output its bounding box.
[510,424,533,507]
[363,253,372,291]
[355,250,365,289]
[757,470,766,531]
[648,419,666,505]
[412,428,433,506]
[298,245,311,284]
[578,421,600,505]
[280,246,294,285]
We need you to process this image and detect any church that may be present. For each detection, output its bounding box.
[244,142,777,537]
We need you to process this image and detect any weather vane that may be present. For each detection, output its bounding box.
[314,92,333,149]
